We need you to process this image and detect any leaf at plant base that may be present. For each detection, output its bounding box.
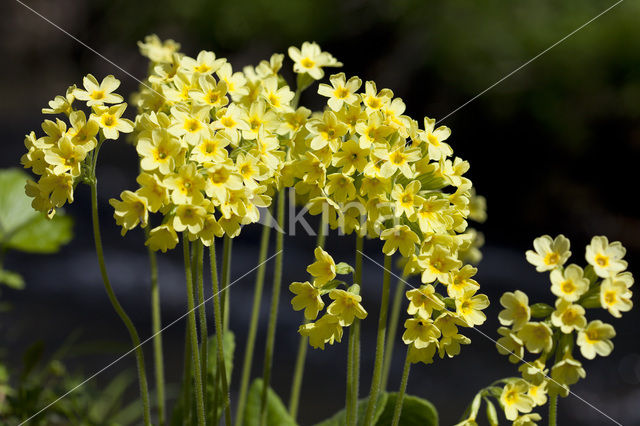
[6,212,73,254]
[375,393,438,426]
[243,378,296,426]
[206,330,235,425]
[0,268,25,289]
[0,168,39,237]
[314,392,388,426]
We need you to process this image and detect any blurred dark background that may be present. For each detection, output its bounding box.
[1,0,640,424]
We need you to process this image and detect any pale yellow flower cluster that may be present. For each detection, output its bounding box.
[290,247,365,349]
[489,235,634,423]
[21,75,133,217]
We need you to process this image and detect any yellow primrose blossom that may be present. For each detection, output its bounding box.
[438,334,470,358]
[420,245,462,284]
[260,76,294,111]
[402,317,441,349]
[586,236,628,278]
[525,234,571,272]
[600,275,633,318]
[73,74,123,106]
[290,281,324,320]
[307,247,336,287]
[406,284,445,319]
[43,85,76,115]
[455,289,489,326]
[391,181,423,219]
[576,320,615,360]
[136,172,168,212]
[517,322,553,354]
[549,356,586,397]
[109,190,149,236]
[447,265,480,299]
[173,203,207,235]
[512,413,542,426]
[550,299,586,334]
[420,117,453,161]
[145,224,179,253]
[44,136,88,177]
[549,264,589,302]
[317,73,361,111]
[332,139,368,175]
[497,327,525,363]
[299,313,343,350]
[325,173,356,203]
[288,41,342,80]
[67,110,99,150]
[500,380,534,421]
[164,163,206,205]
[327,289,367,326]
[518,359,548,386]
[380,225,419,257]
[180,50,226,75]
[92,103,134,140]
[362,81,392,114]
[498,290,531,332]
[137,128,182,175]
[434,311,467,338]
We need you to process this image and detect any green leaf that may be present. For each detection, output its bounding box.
[375,393,438,426]
[530,303,554,318]
[6,213,73,254]
[0,168,73,254]
[0,168,39,237]
[314,392,388,426]
[21,341,45,382]
[88,371,135,421]
[0,269,25,289]
[243,378,296,426]
[335,262,354,275]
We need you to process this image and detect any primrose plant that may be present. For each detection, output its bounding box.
[18,35,632,426]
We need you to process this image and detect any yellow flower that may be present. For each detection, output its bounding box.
[136,172,168,212]
[173,203,207,235]
[518,359,548,386]
[198,214,224,246]
[74,74,123,106]
[325,173,356,203]
[525,234,571,272]
[419,245,462,284]
[290,281,325,320]
[327,289,367,326]
[586,236,628,278]
[512,413,542,426]
[577,320,615,360]
[38,173,74,208]
[190,75,229,108]
[402,317,441,348]
[92,103,134,140]
[299,313,343,349]
[332,139,368,175]
[67,110,99,150]
[455,290,489,326]
[44,136,88,177]
[307,247,336,287]
[420,117,453,161]
[549,264,589,302]
[288,41,342,80]
[407,341,437,365]
[362,81,392,114]
[43,84,76,115]
[416,196,451,234]
[109,190,149,236]
[600,275,633,318]
[180,50,226,75]
[379,144,420,179]
[438,333,470,358]
[381,225,419,257]
[306,110,348,151]
[447,265,480,299]
[550,299,586,334]
[391,181,423,219]
[434,311,467,337]
[260,75,294,111]
[517,322,553,354]
[168,105,210,146]
[498,290,531,332]
[549,356,586,397]
[406,284,445,319]
[205,162,243,204]
[497,327,524,363]
[137,129,182,175]
[318,72,361,111]
[355,112,393,149]
[500,380,533,421]
[145,224,179,252]
[164,163,206,205]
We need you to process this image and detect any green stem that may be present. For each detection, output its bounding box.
[347,234,364,426]
[146,226,165,426]
[363,254,392,426]
[260,189,286,425]
[236,213,273,426]
[288,218,326,419]
[549,393,558,426]
[194,240,208,412]
[355,234,363,285]
[181,320,193,424]
[183,235,206,426]
[210,239,232,426]
[381,279,406,391]
[221,235,232,331]
[391,349,411,426]
[89,163,151,426]
[346,322,356,426]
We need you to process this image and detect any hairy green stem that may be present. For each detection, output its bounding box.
[260,189,286,425]
[145,226,165,426]
[347,234,364,426]
[89,152,151,426]
[193,240,208,412]
[221,235,232,331]
[288,218,326,419]
[381,279,406,391]
[236,213,273,426]
[363,254,392,426]
[549,393,558,426]
[183,236,206,426]
[181,320,193,424]
[391,349,411,426]
[210,239,232,426]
